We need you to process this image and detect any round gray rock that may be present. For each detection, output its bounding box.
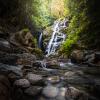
[26,73,43,84]
[42,86,59,98]
[14,79,30,88]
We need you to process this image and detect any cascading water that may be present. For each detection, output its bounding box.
[38,32,43,49]
[45,19,68,57]
[37,19,73,70]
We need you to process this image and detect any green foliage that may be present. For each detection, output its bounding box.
[32,48,43,57]
[24,0,68,30]
[29,0,54,30]
[32,37,38,48]
[60,0,92,55]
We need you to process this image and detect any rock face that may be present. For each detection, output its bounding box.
[0,39,11,52]
[14,79,30,88]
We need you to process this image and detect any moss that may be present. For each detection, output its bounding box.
[32,37,38,48]
[31,48,43,57]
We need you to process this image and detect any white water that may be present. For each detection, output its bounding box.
[46,19,68,57]
[38,32,43,49]
[60,59,74,68]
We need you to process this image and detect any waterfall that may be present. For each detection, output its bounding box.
[38,32,43,49]
[46,19,68,57]
[38,32,42,48]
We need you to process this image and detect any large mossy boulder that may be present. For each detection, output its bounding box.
[70,50,84,63]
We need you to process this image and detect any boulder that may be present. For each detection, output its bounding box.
[84,53,95,63]
[65,74,93,85]
[24,86,42,96]
[71,50,84,63]
[0,53,18,65]
[14,79,30,88]
[46,60,60,69]
[0,52,36,66]
[0,39,11,52]
[65,86,88,100]
[0,63,23,77]
[10,30,33,47]
[26,73,43,84]
[42,86,59,98]
[16,53,36,66]
[56,87,66,100]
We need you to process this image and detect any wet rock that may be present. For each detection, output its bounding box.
[14,79,30,88]
[95,52,100,60]
[0,75,11,100]
[65,86,88,100]
[56,87,66,100]
[0,63,23,77]
[88,63,100,67]
[84,53,95,63]
[0,32,9,39]
[24,86,42,96]
[42,86,59,98]
[71,50,84,63]
[46,76,60,84]
[0,39,11,52]
[32,61,42,68]
[94,79,100,86]
[8,73,21,81]
[46,60,59,69]
[65,75,93,85]
[64,71,76,78]
[16,53,36,66]
[26,73,43,84]
[0,53,36,66]
[64,71,84,78]
[0,53,18,65]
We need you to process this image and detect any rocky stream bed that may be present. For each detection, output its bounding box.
[0,47,100,100]
[0,30,100,100]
